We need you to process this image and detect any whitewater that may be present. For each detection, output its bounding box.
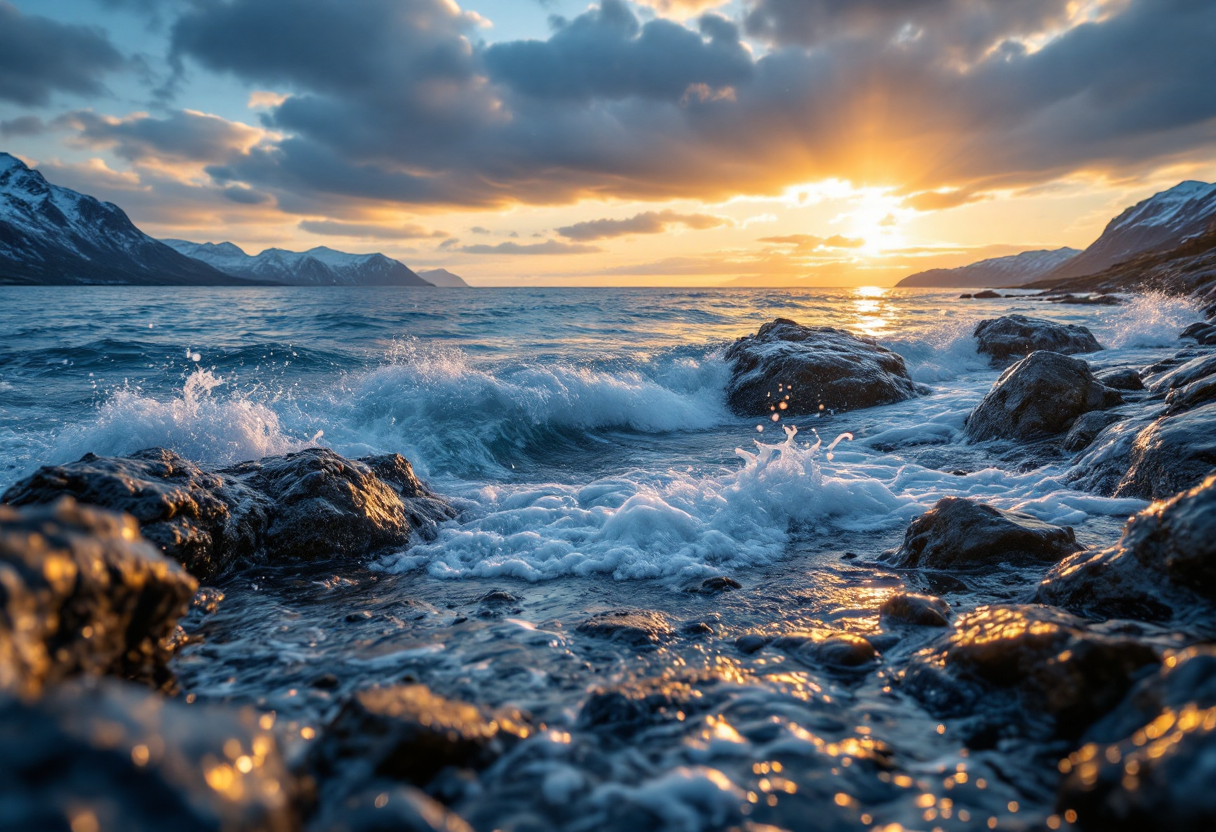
[0,286,1197,582]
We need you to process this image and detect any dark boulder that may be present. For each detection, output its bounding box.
[973,314,1103,363]
[1112,402,1216,499]
[1063,410,1125,452]
[1037,472,1216,625]
[901,605,1159,739]
[0,678,302,832]
[3,447,455,581]
[964,351,1122,441]
[309,684,527,787]
[886,497,1082,569]
[879,593,951,627]
[576,610,673,647]
[724,318,917,417]
[0,499,197,696]
[973,290,1002,299]
[1180,320,1216,345]
[1098,368,1144,391]
[1047,294,1121,306]
[1057,647,1216,831]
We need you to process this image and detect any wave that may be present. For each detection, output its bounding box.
[1093,292,1201,349]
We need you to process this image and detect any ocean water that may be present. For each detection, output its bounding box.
[0,285,1204,830]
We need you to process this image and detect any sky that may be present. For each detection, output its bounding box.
[1,0,1214,287]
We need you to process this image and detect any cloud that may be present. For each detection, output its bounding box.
[151,0,1216,214]
[0,3,125,106]
[59,109,266,165]
[759,234,866,250]
[633,1,729,16]
[459,240,602,255]
[901,189,987,211]
[557,209,730,240]
[299,219,448,239]
[0,115,46,138]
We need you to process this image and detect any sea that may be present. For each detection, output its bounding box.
[0,285,1203,830]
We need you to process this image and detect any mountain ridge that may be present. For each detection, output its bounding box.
[895,247,1080,288]
[163,239,433,287]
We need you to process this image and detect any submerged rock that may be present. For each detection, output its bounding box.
[1057,647,1216,831]
[973,314,1103,363]
[576,610,674,647]
[0,678,301,832]
[309,684,527,788]
[0,499,197,696]
[879,593,951,627]
[3,447,456,581]
[1037,472,1216,625]
[724,318,917,416]
[964,351,1122,441]
[902,605,1159,739]
[886,497,1082,569]
[973,290,1002,299]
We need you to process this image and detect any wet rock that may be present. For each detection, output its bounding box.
[879,593,951,627]
[576,610,673,647]
[973,290,1002,299]
[724,318,917,416]
[1165,372,1216,414]
[734,634,772,654]
[973,314,1103,363]
[964,351,1122,441]
[1037,473,1216,625]
[959,293,972,299]
[1048,293,1121,306]
[309,786,473,832]
[1146,352,1216,397]
[902,605,1159,739]
[3,447,454,581]
[1063,410,1125,452]
[770,630,880,671]
[577,673,724,734]
[475,589,521,618]
[886,497,1082,569]
[0,678,301,832]
[309,684,527,788]
[1110,402,1216,499]
[688,576,741,594]
[1057,647,1216,831]
[1098,368,1144,391]
[1180,320,1216,345]
[0,498,197,696]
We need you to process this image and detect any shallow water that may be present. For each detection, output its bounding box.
[0,285,1204,830]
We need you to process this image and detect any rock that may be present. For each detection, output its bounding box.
[310,785,473,832]
[964,351,1122,441]
[1180,320,1216,345]
[734,634,771,654]
[769,630,880,671]
[1146,352,1216,397]
[1057,647,1216,831]
[1111,402,1216,499]
[973,290,1002,299]
[3,447,455,581]
[576,610,673,647]
[309,684,527,788]
[1048,293,1121,306]
[1063,410,1126,452]
[886,497,1082,569]
[1037,472,1216,624]
[879,593,951,627]
[973,314,1103,363]
[959,293,973,299]
[724,318,917,417]
[1165,372,1216,414]
[901,605,1159,739]
[577,673,722,734]
[1098,368,1145,391]
[688,576,741,594]
[0,678,301,832]
[0,498,197,696]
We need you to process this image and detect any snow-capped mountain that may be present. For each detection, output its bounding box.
[895,247,1080,288]
[0,153,246,286]
[1047,180,1216,280]
[416,268,470,287]
[164,239,433,287]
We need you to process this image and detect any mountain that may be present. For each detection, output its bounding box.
[1044,180,1216,280]
[0,153,249,286]
[895,247,1080,288]
[416,268,470,287]
[164,239,432,287]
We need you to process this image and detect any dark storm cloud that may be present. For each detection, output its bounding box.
[156,0,1216,211]
[0,3,125,106]
[60,109,263,164]
[558,210,730,240]
[484,0,751,101]
[0,115,46,138]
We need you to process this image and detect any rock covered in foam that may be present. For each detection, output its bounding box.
[901,605,1159,740]
[964,351,1123,442]
[1037,472,1216,625]
[973,314,1103,364]
[0,678,302,832]
[886,497,1082,569]
[724,318,918,417]
[2,447,456,581]
[0,498,197,696]
[1057,647,1216,831]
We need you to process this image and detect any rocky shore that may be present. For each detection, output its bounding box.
[3,308,1215,832]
